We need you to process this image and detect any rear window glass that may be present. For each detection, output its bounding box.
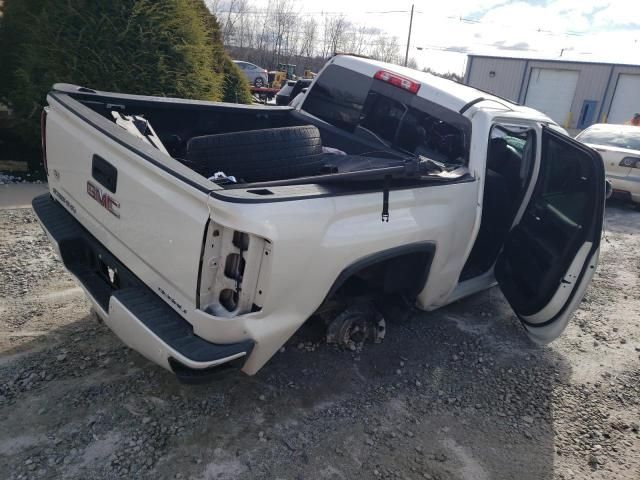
[577,128,640,151]
[303,63,470,164]
[394,105,467,163]
[302,65,371,131]
[360,92,405,143]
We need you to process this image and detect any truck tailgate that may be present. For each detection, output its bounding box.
[44,92,213,314]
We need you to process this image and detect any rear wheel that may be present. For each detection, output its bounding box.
[186,125,327,183]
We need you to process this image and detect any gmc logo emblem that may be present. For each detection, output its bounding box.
[87,181,120,218]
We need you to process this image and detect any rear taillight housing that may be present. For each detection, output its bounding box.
[374,70,421,94]
[40,108,48,175]
[619,156,640,169]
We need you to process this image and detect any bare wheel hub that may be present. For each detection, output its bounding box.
[326,301,386,350]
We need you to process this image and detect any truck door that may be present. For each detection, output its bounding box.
[495,126,605,343]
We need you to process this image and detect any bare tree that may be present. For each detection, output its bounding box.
[319,14,332,59]
[234,0,251,48]
[299,18,317,58]
[205,0,222,14]
[211,0,416,74]
[207,0,249,43]
[329,15,349,54]
[264,0,294,65]
[371,34,402,63]
[344,25,374,56]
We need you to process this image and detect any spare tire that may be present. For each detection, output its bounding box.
[186,125,327,183]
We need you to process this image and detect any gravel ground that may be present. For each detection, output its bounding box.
[0,174,44,185]
[0,204,638,480]
[0,173,24,184]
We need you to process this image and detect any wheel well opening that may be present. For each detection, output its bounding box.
[326,244,436,303]
[335,251,432,299]
[294,245,435,347]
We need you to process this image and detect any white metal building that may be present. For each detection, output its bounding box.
[463,55,640,133]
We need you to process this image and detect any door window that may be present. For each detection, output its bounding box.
[459,124,536,281]
[487,125,536,201]
[539,131,597,225]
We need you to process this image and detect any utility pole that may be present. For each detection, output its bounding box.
[404,4,414,67]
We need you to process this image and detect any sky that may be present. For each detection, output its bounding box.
[252,0,640,74]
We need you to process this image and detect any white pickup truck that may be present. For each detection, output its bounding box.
[34,55,605,382]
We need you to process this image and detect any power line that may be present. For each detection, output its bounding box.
[411,43,601,66]
[217,7,591,38]
[415,43,539,54]
[414,10,587,38]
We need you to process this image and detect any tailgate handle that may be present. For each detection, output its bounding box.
[92,155,118,193]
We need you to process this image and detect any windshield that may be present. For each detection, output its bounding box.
[577,128,640,151]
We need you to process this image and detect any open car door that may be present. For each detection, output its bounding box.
[495,125,605,343]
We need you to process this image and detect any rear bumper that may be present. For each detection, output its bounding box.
[32,193,254,382]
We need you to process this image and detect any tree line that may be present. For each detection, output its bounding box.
[207,0,419,75]
[0,0,251,164]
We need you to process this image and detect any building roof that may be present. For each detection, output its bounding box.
[467,53,640,69]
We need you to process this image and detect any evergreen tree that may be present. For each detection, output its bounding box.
[0,0,248,148]
[193,0,252,104]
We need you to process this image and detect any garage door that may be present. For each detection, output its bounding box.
[524,68,579,127]
[608,74,640,124]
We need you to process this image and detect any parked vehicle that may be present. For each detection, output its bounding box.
[276,79,313,106]
[233,60,268,87]
[268,64,311,91]
[34,55,605,382]
[575,123,640,205]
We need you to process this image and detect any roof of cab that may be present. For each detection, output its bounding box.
[331,54,539,118]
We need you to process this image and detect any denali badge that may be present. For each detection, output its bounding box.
[87,181,120,218]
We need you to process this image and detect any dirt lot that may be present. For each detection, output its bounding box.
[0,203,638,480]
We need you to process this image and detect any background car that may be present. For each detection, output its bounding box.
[232,60,268,87]
[576,124,640,205]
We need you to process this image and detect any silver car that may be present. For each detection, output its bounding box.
[576,123,640,205]
[233,60,268,87]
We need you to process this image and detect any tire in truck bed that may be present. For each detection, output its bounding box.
[186,125,327,183]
